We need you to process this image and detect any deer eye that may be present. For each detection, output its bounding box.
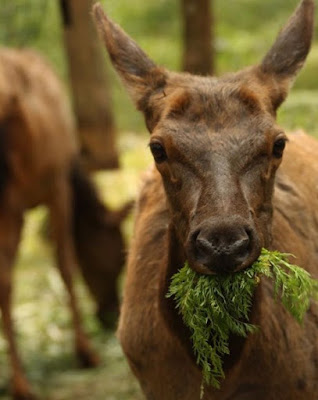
[273,138,286,158]
[149,142,167,163]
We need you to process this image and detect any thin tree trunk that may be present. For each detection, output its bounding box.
[59,0,118,170]
[182,0,214,76]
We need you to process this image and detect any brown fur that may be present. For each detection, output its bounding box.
[71,165,133,326]
[94,1,318,399]
[0,48,128,400]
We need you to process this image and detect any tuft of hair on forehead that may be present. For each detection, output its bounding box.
[234,86,263,115]
[166,90,192,120]
[163,78,265,125]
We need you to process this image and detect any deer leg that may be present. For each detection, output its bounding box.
[48,177,99,368]
[0,211,35,400]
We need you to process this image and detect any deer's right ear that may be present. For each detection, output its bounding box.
[259,0,314,111]
[93,4,167,132]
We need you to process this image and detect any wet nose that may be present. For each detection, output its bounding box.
[190,222,252,273]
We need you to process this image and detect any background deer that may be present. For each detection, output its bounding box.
[0,48,129,400]
[94,0,318,399]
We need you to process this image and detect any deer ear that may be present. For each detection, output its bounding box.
[93,3,167,131]
[259,0,314,110]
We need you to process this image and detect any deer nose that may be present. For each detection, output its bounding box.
[190,223,252,273]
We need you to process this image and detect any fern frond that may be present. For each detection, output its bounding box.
[167,248,318,394]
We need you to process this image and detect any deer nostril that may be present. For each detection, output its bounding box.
[196,237,213,253]
[232,234,250,254]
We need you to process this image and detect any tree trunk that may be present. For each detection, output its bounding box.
[181,0,214,76]
[59,0,118,170]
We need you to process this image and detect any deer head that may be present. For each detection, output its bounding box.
[93,0,314,274]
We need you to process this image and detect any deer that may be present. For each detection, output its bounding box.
[93,0,318,399]
[0,48,130,400]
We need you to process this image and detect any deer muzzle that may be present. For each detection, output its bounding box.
[187,216,261,274]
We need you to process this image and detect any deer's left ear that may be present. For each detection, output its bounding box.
[93,3,168,132]
[258,0,314,110]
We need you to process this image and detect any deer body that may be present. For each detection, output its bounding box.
[93,1,318,399]
[0,49,77,208]
[0,48,128,400]
[119,132,318,400]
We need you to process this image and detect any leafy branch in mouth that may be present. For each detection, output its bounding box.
[167,249,318,395]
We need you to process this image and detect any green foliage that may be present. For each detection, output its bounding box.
[268,251,318,322]
[0,0,48,47]
[167,249,318,393]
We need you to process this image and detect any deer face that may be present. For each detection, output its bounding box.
[148,75,288,274]
[93,0,313,274]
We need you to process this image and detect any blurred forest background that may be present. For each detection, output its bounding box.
[0,0,317,399]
